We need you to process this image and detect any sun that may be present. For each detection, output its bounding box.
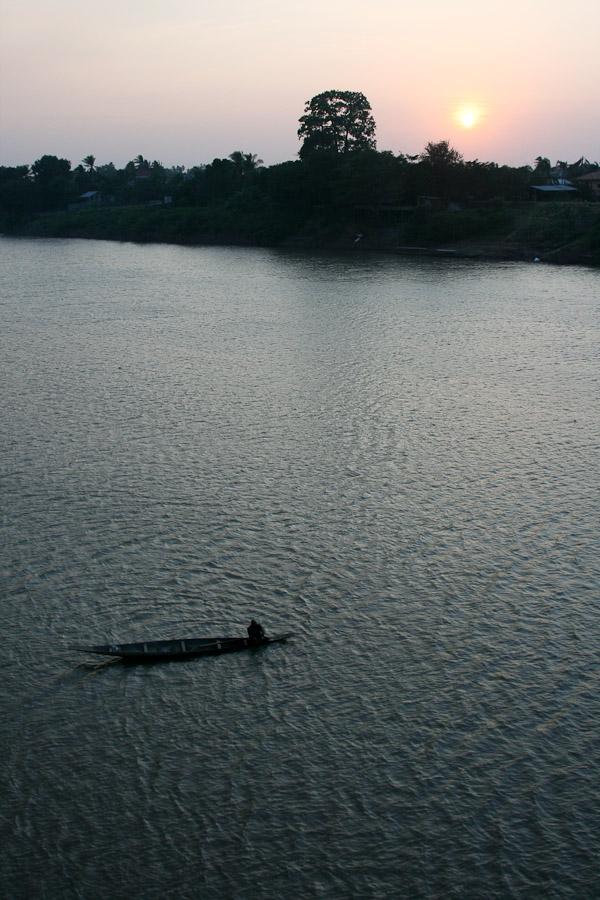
[455,102,487,131]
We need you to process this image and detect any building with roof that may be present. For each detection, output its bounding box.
[68,191,102,211]
[531,177,578,200]
[575,171,600,200]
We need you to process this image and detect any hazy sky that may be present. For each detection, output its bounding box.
[1,0,598,170]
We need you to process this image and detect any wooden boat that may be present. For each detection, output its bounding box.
[70,632,294,661]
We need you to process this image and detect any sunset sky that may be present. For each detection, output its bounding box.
[1,0,598,170]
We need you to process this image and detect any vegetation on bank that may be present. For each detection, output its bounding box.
[10,200,600,265]
[12,200,305,247]
[1,89,599,264]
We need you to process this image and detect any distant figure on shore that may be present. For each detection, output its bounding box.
[248,619,266,642]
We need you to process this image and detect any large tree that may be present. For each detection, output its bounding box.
[298,90,376,159]
[418,141,464,199]
[31,155,73,210]
[31,154,71,182]
[420,140,463,168]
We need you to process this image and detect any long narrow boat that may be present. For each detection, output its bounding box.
[70,632,294,661]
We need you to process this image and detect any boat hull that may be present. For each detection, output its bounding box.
[71,633,294,660]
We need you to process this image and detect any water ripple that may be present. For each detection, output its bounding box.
[1,239,599,899]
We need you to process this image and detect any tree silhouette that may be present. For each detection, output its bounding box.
[229,151,264,175]
[298,90,376,159]
[420,141,463,167]
[533,156,552,182]
[419,141,464,199]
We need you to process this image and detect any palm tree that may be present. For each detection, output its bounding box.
[82,154,96,173]
[534,156,551,176]
[244,152,263,173]
[229,151,263,176]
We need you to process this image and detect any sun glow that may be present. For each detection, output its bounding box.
[461,111,476,127]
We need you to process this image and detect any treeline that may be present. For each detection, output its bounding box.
[1,144,599,229]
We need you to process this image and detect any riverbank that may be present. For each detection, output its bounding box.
[3,201,600,265]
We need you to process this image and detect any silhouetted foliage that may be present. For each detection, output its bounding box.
[31,155,71,182]
[31,155,73,210]
[229,151,263,175]
[333,150,403,208]
[420,140,464,167]
[0,169,36,222]
[2,132,599,263]
[298,91,376,159]
[533,156,552,182]
[0,165,30,184]
[418,141,465,199]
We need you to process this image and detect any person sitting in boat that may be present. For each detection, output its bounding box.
[248,619,266,642]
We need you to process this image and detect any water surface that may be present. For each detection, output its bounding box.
[1,237,599,899]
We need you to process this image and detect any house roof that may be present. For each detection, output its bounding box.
[576,171,600,183]
[532,184,578,193]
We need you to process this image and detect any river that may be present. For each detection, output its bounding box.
[1,236,599,899]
